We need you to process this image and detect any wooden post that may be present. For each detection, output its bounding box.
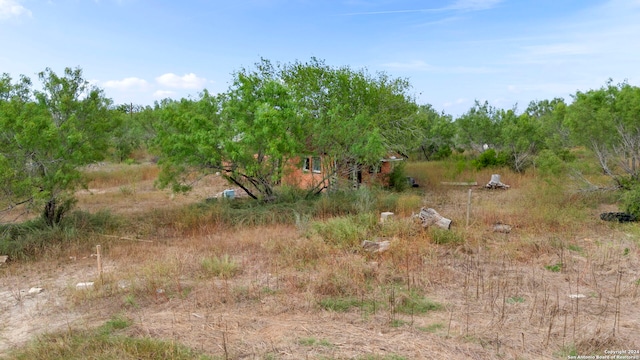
[466,189,472,227]
[96,245,103,282]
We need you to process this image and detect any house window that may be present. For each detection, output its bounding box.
[302,157,311,171]
[312,157,322,173]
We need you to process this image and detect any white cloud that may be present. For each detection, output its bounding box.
[341,0,502,15]
[382,60,435,71]
[449,0,503,11]
[382,60,496,74]
[103,77,149,91]
[0,0,31,20]
[155,73,207,89]
[153,90,176,98]
[443,98,469,108]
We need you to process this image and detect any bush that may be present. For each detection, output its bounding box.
[622,183,640,218]
[473,148,508,170]
[388,162,408,192]
[535,149,566,177]
[0,210,122,260]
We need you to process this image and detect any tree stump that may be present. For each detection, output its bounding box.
[485,174,510,189]
[417,207,452,230]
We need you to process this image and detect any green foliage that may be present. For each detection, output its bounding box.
[0,68,117,226]
[565,80,640,185]
[413,104,455,160]
[544,263,563,272]
[394,289,442,314]
[499,109,542,172]
[388,162,408,191]
[622,182,640,218]
[97,315,132,336]
[298,337,334,347]
[473,148,509,170]
[455,100,502,152]
[418,323,445,333]
[535,149,566,177]
[506,296,525,304]
[111,104,158,162]
[154,58,419,201]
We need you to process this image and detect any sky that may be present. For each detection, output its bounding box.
[1,0,639,117]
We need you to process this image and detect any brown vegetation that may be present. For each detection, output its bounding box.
[1,161,639,359]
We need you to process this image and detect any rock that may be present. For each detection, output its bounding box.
[379,212,394,223]
[76,282,94,290]
[0,255,8,265]
[493,223,512,233]
[28,287,44,295]
[362,240,391,253]
[568,294,586,299]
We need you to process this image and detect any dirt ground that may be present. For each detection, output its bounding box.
[1,165,640,359]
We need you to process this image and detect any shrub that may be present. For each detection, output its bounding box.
[388,162,408,192]
[473,148,508,170]
[622,183,640,218]
[535,149,566,177]
[0,210,122,260]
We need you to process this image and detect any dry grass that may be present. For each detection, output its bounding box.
[2,160,640,360]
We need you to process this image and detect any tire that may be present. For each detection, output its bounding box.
[600,212,638,222]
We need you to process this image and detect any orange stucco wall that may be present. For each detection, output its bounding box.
[282,156,329,190]
[282,156,401,190]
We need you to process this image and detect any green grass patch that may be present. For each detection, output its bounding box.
[545,262,563,273]
[311,213,375,249]
[318,296,380,313]
[200,254,240,279]
[394,290,443,314]
[5,315,213,360]
[298,337,334,347]
[429,228,464,245]
[506,296,525,304]
[418,323,445,333]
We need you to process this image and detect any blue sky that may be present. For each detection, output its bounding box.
[1,0,639,117]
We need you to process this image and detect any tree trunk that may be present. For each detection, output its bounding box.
[42,198,67,227]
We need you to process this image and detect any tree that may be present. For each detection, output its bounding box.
[0,67,116,226]
[155,61,304,200]
[565,80,640,187]
[283,58,419,190]
[154,58,420,199]
[498,109,542,172]
[454,100,502,152]
[112,103,160,162]
[525,98,571,159]
[412,104,455,160]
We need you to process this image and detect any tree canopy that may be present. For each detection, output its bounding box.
[0,67,117,225]
[153,58,420,199]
